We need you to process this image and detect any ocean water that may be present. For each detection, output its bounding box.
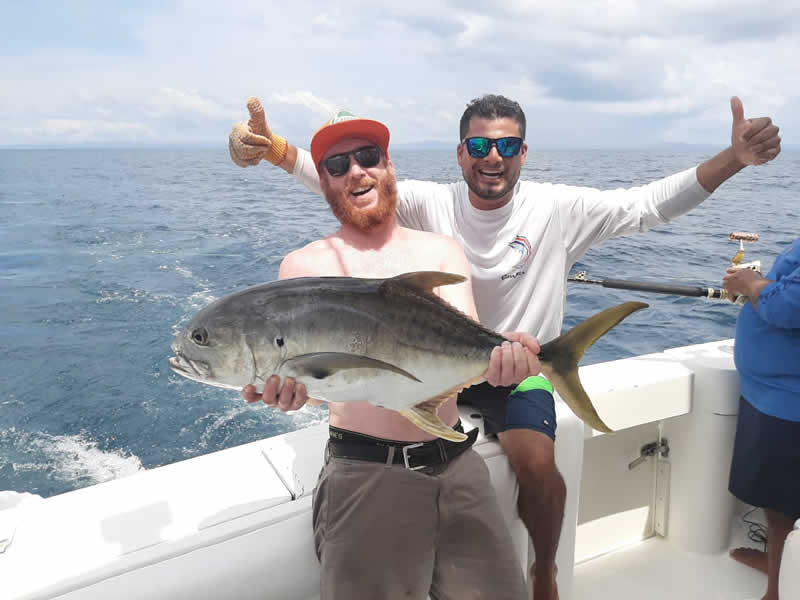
[1,147,797,499]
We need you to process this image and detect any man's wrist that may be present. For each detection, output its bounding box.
[748,278,771,299]
[696,146,746,192]
[264,134,288,166]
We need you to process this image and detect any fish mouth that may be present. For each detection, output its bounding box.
[168,353,244,392]
[169,352,210,379]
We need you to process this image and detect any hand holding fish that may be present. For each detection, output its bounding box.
[242,377,309,412]
[730,96,781,167]
[484,333,541,387]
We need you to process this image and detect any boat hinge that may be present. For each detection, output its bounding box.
[628,439,670,470]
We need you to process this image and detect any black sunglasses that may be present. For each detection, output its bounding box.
[322,145,382,177]
[462,136,523,158]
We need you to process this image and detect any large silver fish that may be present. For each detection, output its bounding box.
[169,272,647,441]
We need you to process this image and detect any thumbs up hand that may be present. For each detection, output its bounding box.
[246,97,272,139]
[730,96,781,166]
[229,97,275,167]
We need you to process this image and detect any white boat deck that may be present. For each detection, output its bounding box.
[575,514,766,600]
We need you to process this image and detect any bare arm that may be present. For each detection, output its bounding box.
[436,236,479,322]
[696,96,781,192]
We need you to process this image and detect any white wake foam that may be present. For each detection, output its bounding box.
[6,430,144,487]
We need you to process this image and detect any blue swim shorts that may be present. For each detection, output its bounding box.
[728,395,800,521]
[456,376,557,440]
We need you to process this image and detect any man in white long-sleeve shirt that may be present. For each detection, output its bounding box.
[229,94,781,600]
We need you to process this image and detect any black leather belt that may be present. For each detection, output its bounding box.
[327,421,478,471]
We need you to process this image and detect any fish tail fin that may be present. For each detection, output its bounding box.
[540,301,648,433]
[399,397,468,443]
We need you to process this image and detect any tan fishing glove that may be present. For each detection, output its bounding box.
[228,97,288,167]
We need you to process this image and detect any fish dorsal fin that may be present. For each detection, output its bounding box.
[386,271,466,295]
[282,352,421,382]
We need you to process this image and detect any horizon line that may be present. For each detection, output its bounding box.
[3,142,797,151]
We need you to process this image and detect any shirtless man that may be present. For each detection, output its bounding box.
[253,110,540,600]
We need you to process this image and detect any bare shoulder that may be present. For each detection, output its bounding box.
[398,227,469,276]
[279,237,342,279]
[401,227,463,253]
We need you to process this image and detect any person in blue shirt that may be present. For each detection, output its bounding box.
[723,238,800,600]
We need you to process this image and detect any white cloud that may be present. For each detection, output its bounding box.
[144,87,238,120]
[0,0,797,147]
[269,91,338,119]
[454,13,493,47]
[43,119,155,141]
[0,118,155,145]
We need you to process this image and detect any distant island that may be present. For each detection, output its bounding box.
[2,142,798,152]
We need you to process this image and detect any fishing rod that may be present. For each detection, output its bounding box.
[568,232,761,301]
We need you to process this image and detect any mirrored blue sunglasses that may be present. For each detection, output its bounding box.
[463,136,523,158]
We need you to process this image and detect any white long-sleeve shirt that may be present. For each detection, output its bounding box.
[293,148,710,342]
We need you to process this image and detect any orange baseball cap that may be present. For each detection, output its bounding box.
[310,110,390,172]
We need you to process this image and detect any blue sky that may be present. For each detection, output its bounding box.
[1,1,797,148]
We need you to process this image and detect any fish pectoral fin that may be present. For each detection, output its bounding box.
[282,352,421,382]
[398,375,484,441]
[545,369,613,433]
[399,399,468,443]
[386,271,466,294]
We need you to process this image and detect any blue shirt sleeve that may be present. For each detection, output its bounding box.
[756,243,800,329]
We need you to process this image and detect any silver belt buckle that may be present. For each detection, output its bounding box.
[402,442,425,470]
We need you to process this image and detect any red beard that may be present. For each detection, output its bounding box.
[322,169,398,232]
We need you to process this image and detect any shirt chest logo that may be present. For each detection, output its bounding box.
[501,235,532,280]
[509,235,532,269]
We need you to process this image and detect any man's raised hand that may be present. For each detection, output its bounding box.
[730,96,781,166]
[229,97,274,167]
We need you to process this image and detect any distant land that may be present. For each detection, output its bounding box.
[1,142,798,152]
[392,141,800,152]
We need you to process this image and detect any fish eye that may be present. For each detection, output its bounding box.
[275,337,284,348]
[191,328,209,346]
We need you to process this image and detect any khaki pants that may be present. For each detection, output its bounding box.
[312,447,527,600]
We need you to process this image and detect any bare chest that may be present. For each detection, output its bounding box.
[319,244,444,279]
